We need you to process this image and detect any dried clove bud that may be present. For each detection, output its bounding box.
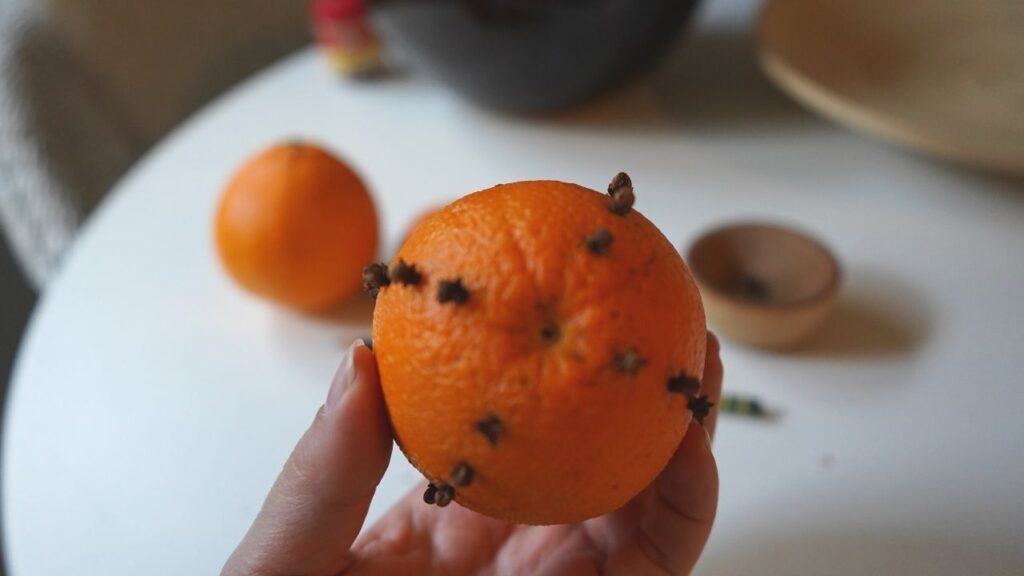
[438,278,469,303]
[423,483,438,504]
[615,349,647,376]
[434,484,455,507]
[451,462,475,487]
[667,372,701,395]
[607,172,635,215]
[688,394,715,425]
[586,228,613,255]
[540,323,560,344]
[362,262,391,299]
[390,259,422,286]
[736,275,769,302]
[476,415,505,446]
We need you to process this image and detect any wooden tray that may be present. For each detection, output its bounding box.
[758,0,1024,175]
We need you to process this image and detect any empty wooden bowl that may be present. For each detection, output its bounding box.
[687,222,840,349]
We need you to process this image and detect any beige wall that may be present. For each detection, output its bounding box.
[44,0,309,147]
[0,0,310,287]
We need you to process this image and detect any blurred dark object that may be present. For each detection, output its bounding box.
[368,0,700,112]
[311,0,385,76]
[1,230,34,402]
[0,231,32,576]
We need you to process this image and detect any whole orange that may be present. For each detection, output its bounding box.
[215,142,378,311]
[369,175,707,525]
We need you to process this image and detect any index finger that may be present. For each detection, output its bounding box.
[702,332,724,440]
[223,343,393,576]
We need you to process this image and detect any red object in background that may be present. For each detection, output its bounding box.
[310,0,382,75]
[312,0,366,21]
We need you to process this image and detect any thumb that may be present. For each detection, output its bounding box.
[223,340,393,576]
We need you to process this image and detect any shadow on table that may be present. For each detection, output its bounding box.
[652,24,813,132]
[923,157,1024,198]
[519,26,815,135]
[790,267,931,358]
[700,527,1022,576]
[317,294,375,326]
[267,295,373,368]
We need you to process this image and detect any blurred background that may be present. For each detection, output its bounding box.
[0,0,309,364]
[1,0,1022,574]
[1,2,309,571]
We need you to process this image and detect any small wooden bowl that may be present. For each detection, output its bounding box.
[687,223,840,349]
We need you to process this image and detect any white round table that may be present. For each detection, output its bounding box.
[5,2,1024,574]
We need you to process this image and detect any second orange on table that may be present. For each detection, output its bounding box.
[215,142,378,311]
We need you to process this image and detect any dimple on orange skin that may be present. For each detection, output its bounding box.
[372,179,706,525]
[215,143,378,311]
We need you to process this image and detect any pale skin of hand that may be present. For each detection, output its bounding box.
[224,333,722,576]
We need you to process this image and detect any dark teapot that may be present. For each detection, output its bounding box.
[368,0,701,112]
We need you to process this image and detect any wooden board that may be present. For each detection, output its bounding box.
[758,0,1024,175]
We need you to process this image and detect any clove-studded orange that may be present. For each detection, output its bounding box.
[369,175,707,525]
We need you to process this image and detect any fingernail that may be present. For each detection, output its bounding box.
[326,339,364,412]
